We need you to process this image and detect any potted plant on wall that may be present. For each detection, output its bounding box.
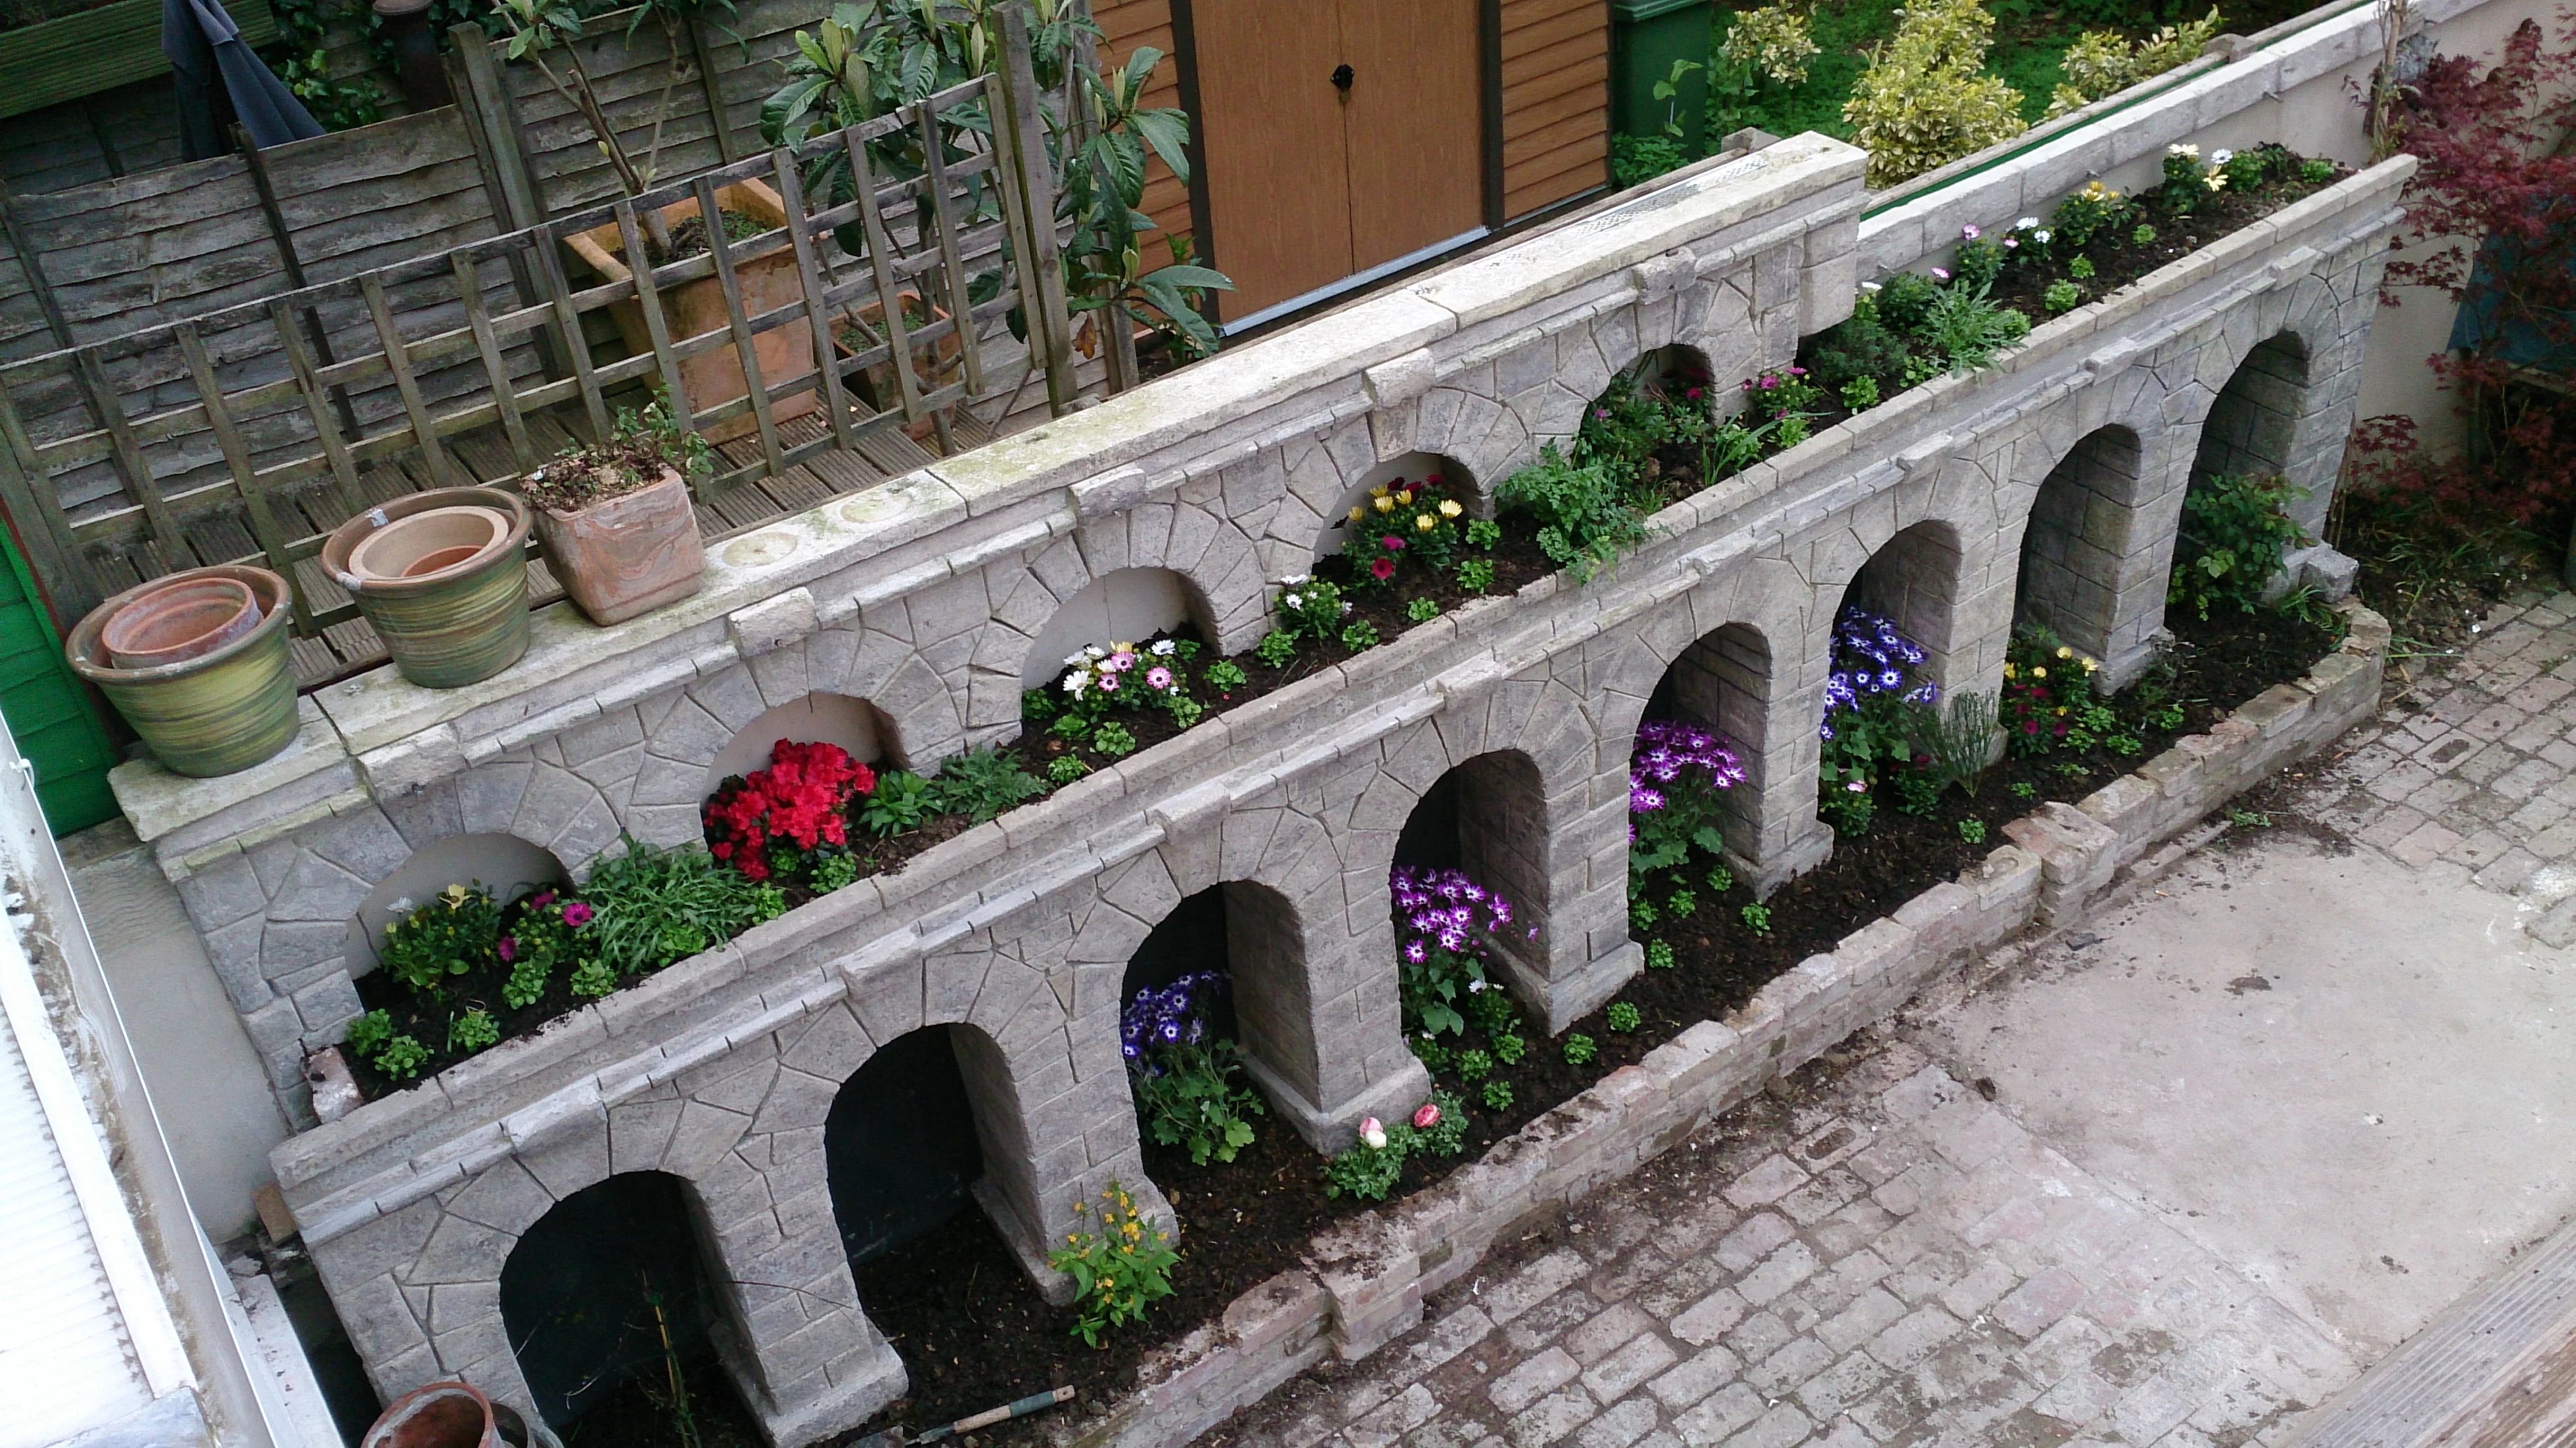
[524,397,712,625]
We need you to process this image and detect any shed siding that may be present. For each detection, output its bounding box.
[1097,0,1195,263]
[1501,0,1608,220]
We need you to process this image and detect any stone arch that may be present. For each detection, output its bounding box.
[1114,880,1334,1145]
[701,692,904,797]
[1639,620,1780,861]
[824,1024,992,1267]
[1310,451,1481,560]
[1019,566,1220,690]
[497,1169,739,1431]
[1841,518,1972,694]
[2015,424,2148,671]
[1393,750,1554,1012]
[345,833,568,974]
[2191,330,2311,494]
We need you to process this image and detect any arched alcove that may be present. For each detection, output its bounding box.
[1022,567,1218,690]
[825,1026,988,1265]
[1118,881,1316,1124]
[1638,620,1772,857]
[1310,452,1479,560]
[1842,520,1966,693]
[2192,332,2311,491]
[702,693,903,798]
[346,834,568,974]
[1394,751,1550,978]
[2017,426,2146,664]
[498,1171,731,1430]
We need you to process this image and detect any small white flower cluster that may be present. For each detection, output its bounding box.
[2013,215,2052,244]
[1058,639,1180,700]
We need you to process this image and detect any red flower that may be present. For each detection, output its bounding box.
[703,738,875,882]
[1370,557,1395,580]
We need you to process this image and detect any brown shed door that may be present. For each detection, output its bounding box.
[1191,0,1484,320]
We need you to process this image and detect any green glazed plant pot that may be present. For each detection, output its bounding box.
[67,565,300,778]
[323,487,533,689]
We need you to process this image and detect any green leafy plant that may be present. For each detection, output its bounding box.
[526,396,716,513]
[1918,690,1999,796]
[378,883,503,996]
[1606,1001,1642,1033]
[1666,888,1697,918]
[1132,1039,1264,1165]
[1563,1033,1598,1066]
[1325,1121,1408,1200]
[1611,132,1690,189]
[582,840,785,978]
[932,746,1047,823]
[858,769,940,836]
[1457,556,1498,594]
[1092,720,1138,758]
[1840,376,1881,411]
[1454,1048,1493,1081]
[1707,865,1736,895]
[1048,755,1090,784]
[2045,11,2222,117]
[346,1008,394,1058]
[2132,223,2159,245]
[1493,1033,1527,1066]
[2044,280,2084,314]
[2010,781,2039,800]
[2170,472,2308,620]
[373,1034,430,1080]
[2299,157,2335,183]
[1415,1094,1470,1156]
[1406,597,1440,623]
[1048,1182,1180,1347]
[1205,660,1249,692]
[1958,818,1989,843]
[2053,180,2128,251]
[569,957,618,997]
[448,1008,500,1054]
[1630,897,1659,932]
[1255,630,1300,669]
[1645,939,1676,970]
[1496,445,1651,583]
[1919,281,2032,374]
[1340,620,1381,651]
[1481,1079,1515,1111]
[1741,902,1773,936]
[2068,254,2097,280]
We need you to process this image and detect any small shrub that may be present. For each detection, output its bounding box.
[1048,1183,1180,1346]
[1741,902,1774,936]
[1494,1033,1527,1066]
[2132,223,2158,245]
[1206,660,1249,692]
[1611,133,1689,189]
[2067,254,2096,280]
[1325,1118,1408,1200]
[1840,376,1881,411]
[1563,1033,1599,1066]
[2046,11,2221,117]
[1666,888,1697,918]
[1255,629,1300,669]
[1842,0,2028,188]
[1048,755,1090,784]
[1645,939,1677,970]
[1456,556,1497,594]
[2052,181,2127,251]
[1406,597,1440,623]
[1455,1048,1494,1081]
[1481,1079,1515,1112]
[932,745,1046,823]
[1606,1001,1642,1033]
[1958,818,1989,844]
[858,769,939,836]
[1341,620,1381,651]
[2171,472,2307,620]
[1496,445,1651,583]
[1707,865,1736,895]
[2044,280,2083,314]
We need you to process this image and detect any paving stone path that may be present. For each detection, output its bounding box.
[1208,588,2576,1448]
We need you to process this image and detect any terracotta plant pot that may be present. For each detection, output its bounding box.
[99,573,259,669]
[323,487,532,689]
[68,565,298,778]
[563,179,812,445]
[530,465,705,625]
[361,1381,505,1448]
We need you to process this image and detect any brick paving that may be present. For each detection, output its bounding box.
[1208,588,2576,1448]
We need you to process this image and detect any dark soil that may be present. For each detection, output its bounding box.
[572,602,2333,1446]
[648,208,768,266]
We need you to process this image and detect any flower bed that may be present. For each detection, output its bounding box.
[330,143,2357,1101]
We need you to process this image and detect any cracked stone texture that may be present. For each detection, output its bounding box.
[1204,591,2576,1448]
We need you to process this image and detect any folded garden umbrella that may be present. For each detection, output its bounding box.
[162,0,321,161]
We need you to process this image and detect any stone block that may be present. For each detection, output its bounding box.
[1310,1215,1422,1359]
[726,588,817,658]
[2000,803,2119,924]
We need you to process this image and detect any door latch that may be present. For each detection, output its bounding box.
[1331,63,1354,91]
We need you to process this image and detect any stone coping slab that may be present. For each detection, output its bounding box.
[1032,605,2387,1448]
[259,161,2412,1234]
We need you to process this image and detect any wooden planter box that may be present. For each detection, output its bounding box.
[564,178,815,445]
[0,0,277,120]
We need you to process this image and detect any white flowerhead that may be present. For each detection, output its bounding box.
[1061,673,1086,694]
[1283,593,1302,610]
[2211,148,2234,165]
[2169,142,2199,158]
[2034,228,2052,243]
[1861,280,1883,292]
[1282,573,1310,586]
[1084,644,1106,659]
[1063,652,1086,667]
[1359,1117,1387,1150]
[1150,639,1176,656]
[2014,216,2039,231]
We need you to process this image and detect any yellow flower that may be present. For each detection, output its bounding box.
[2082,657,2099,672]
[1374,496,1395,513]
[1348,505,1366,522]
[1415,514,1436,532]
[1395,489,1413,505]
[2032,666,2047,679]
[443,882,468,902]
[1369,484,1388,498]
[2055,645,2072,659]
[1439,499,1463,518]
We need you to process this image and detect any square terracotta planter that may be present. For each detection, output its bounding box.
[564,179,815,444]
[530,466,706,625]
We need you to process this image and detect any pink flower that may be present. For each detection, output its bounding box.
[1097,671,1122,692]
[531,890,555,907]
[1145,666,1174,690]
[497,936,517,962]
[1380,535,1404,551]
[1360,1117,1388,1150]
[1962,223,1982,240]
[1931,267,1951,281]
[1371,557,1395,580]
[561,901,593,927]
[1413,1102,1441,1130]
[1107,650,1136,671]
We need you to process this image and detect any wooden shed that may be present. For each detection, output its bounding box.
[1097,0,1611,331]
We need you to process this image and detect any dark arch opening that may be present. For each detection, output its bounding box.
[2017,425,2145,664]
[824,1026,988,1266]
[1639,620,1772,860]
[2192,332,2311,492]
[499,1171,726,1430]
[1394,751,1550,981]
[1116,879,1321,1129]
